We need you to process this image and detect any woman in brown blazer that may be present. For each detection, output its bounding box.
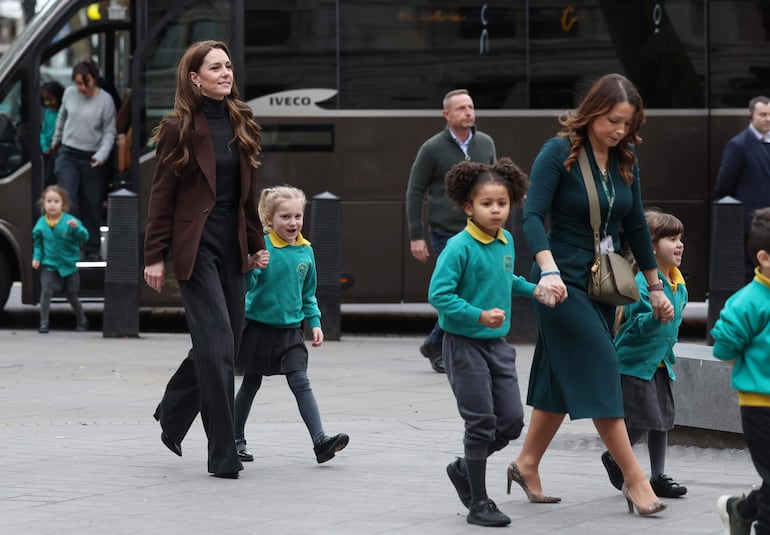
[143,41,268,479]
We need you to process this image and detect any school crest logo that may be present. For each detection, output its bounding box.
[296,262,309,279]
[503,254,513,273]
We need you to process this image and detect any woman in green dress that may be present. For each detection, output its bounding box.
[507,74,674,516]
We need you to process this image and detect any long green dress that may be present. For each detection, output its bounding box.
[522,136,657,419]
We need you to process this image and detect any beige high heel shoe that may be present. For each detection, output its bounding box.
[506,462,561,503]
[622,483,667,515]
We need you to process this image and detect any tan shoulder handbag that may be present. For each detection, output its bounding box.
[578,147,640,306]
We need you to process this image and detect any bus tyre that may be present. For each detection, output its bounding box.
[0,253,11,310]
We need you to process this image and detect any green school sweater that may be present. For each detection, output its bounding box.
[244,231,322,330]
[429,220,536,339]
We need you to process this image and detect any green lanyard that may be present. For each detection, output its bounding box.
[599,170,615,238]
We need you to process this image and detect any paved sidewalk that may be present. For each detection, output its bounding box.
[0,329,756,534]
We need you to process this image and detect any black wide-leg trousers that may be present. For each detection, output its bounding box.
[154,207,245,475]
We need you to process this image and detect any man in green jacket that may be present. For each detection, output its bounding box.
[405,89,497,373]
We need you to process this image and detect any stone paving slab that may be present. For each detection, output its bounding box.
[0,329,758,534]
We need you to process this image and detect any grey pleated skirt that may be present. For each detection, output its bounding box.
[620,367,675,431]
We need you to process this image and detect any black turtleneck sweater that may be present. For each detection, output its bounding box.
[201,96,240,207]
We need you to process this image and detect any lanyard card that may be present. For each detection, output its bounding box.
[600,235,615,255]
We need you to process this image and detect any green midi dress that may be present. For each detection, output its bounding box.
[522,136,657,419]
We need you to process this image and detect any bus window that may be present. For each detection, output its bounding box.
[0,78,26,178]
[709,0,770,108]
[241,1,337,104]
[337,2,524,110]
[142,1,230,143]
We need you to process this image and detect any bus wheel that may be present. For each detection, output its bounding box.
[0,253,11,310]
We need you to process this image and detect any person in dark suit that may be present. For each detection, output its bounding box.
[715,95,770,283]
[143,40,269,479]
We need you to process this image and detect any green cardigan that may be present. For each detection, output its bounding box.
[615,269,688,381]
[32,213,88,277]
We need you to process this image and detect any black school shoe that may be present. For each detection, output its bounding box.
[419,340,445,373]
[446,458,471,508]
[314,433,349,463]
[235,438,254,462]
[650,473,687,498]
[601,451,624,490]
[466,499,511,527]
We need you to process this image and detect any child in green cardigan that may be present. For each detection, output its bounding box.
[601,210,688,498]
[32,185,89,333]
[233,186,348,465]
[713,207,770,535]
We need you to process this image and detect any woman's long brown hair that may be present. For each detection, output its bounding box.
[150,40,261,175]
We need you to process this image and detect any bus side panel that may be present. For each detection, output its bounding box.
[1,164,33,304]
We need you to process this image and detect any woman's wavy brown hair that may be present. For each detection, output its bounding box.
[149,40,261,176]
[558,73,645,185]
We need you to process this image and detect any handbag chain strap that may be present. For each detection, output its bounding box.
[578,147,603,284]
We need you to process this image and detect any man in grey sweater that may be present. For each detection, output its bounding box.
[52,59,117,260]
[405,89,497,373]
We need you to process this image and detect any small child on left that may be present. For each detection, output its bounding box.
[32,185,89,333]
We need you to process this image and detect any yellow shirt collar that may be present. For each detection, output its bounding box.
[755,267,770,289]
[268,230,311,248]
[464,219,507,244]
[667,266,686,291]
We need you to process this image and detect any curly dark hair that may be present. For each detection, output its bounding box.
[444,157,528,209]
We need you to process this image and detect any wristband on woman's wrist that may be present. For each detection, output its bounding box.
[647,281,665,292]
[540,270,560,278]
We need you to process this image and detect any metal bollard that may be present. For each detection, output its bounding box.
[102,188,139,337]
[507,205,537,344]
[707,196,744,345]
[309,192,342,341]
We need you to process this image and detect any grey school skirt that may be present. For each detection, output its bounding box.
[236,320,308,375]
[620,367,675,431]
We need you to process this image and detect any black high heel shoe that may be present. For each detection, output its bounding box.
[160,432,182,457]
[622,483,667,515]
[506,462,561,503]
